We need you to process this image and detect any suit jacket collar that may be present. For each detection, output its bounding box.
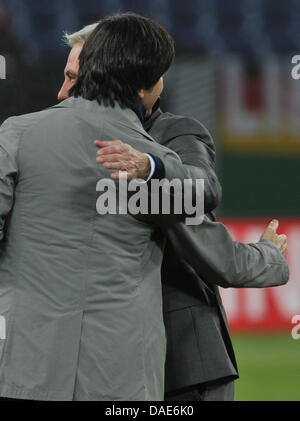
[51,96,156,144]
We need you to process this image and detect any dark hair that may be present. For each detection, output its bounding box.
[70,13,175,108]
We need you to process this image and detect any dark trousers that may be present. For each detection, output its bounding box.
[165,378,235,402]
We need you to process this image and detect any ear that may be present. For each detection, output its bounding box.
[138,89,145,99]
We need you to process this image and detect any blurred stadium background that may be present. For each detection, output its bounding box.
[0,0,299,401]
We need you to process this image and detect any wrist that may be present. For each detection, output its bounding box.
[141,154,151,180]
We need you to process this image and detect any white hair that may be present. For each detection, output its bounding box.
[63,23,99,48]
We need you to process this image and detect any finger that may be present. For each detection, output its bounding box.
[262,220,279,237]
[94,140,122,148]
[278,234,287,243]
[97,154,123,163]
[268,219,279,232]
[111,171,128,180]
[281,242,288,254]
[97,146,124,156]
[278,234,288,254]
[94,141,112,149]
[103,162,126,170]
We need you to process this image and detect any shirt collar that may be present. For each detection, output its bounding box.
[151,98,161,114]
[130,101,147,124]
[130,98,161,125]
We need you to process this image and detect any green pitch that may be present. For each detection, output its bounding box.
[232,334,300,401]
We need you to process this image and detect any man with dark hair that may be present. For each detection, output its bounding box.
[57,22,289,402]
[0,13,203,401]
[71,14,174,110]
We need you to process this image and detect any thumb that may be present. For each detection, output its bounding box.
[261,219,279,241]
[267,219,279,233]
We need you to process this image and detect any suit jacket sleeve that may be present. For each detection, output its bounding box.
[164,216,289,288]
[156,116,222,214]
[0,117,20,249]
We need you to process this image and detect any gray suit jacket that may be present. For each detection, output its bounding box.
[0,97,190,401]
[145,109,289,393]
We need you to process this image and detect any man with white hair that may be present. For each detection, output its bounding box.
[57,23,289,401]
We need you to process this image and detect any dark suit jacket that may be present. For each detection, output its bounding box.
[144,109,288,393]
